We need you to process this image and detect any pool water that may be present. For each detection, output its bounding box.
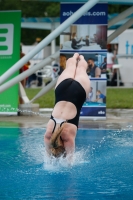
[0,127,133,200]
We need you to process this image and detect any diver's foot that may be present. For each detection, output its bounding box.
[73,53,79,60]
[78,55,88,70]
[79,55,84,60]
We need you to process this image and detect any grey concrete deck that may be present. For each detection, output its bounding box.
[0,109,133,129]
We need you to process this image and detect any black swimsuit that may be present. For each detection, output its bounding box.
[51,78,86,130]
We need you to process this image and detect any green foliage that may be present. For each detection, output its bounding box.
[108,4,130,14]
[0,0,60,17]
[21,29,50,45]
[0,0,130,16]
[0,0,60,45]
[45,3,60,17]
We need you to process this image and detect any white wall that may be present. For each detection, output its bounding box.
[77,25,90,39]
[108,29,133,86]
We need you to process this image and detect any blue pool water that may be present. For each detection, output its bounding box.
[0,127,133,200]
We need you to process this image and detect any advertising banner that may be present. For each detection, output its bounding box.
[0,11,21,115]
[60,2,108,119]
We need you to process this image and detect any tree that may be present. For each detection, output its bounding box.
[0,0,60,44]
[108,4,130,14]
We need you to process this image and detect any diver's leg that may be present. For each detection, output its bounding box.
[61,124,77,155]
[55,53,79,88]
[63,137,75,155]
[44,119,57,154]
[74,55,90,95]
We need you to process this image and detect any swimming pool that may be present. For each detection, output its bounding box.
[0,126,133,199]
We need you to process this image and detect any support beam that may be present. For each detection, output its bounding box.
[51,22,56,54]
[19,82,30,103]
[108,18,133,43]
[51,39,56,55]
[30,77,58,103]
[100,0,133,4]
[0,0,99,85]
[0,51,60,94]
[117,54,133,58]
[108,6,133,28]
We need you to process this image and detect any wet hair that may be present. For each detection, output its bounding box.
[49,125,66,158]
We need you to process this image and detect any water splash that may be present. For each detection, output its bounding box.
[18,127,91,172]
[0,105,46,117]
[17,126,133,174]
[105,127,133,147]
[43,147,90,173]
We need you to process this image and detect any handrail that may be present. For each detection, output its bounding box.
[0,51,59,93]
